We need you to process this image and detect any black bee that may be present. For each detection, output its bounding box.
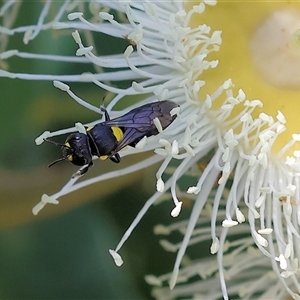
[44,100,179,177]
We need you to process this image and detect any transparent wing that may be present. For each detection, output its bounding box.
[103,101,178,130]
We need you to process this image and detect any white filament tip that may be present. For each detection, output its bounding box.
[35,131,51,145]
[257,228,273,235]
[144,275,162,286]
[156,178,164,192]
[32,194,59,215]
[210,237,219,254]
[279,253,288,270]
[222,220,238,228]
[187,186,200,194]
[53,80,70,91]
[169,267,179,290]
[109,250,123,267]
[171,202,182,217]
[236,208,245,223]
[75,122,86,134]
[256,233,268,247]
[68,12,83,20]
[153,117,163,133]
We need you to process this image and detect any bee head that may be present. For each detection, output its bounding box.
[44,133,92,168]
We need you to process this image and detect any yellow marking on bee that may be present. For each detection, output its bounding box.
[112,126,123,142]
[100,155,108,161]
[65,142,73,161]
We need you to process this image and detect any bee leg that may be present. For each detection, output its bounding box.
[100,106,111,121]
[109,153,121,163]
[72,161,94,178]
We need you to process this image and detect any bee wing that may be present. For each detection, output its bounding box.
[104,101,179,154]
[103,101,179,129]
[103,105,155,128]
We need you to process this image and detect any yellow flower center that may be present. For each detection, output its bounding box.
[190,1,300,156]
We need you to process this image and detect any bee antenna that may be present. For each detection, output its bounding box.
[47,157,68,168]
[44,138,65,147]
[100,101,111,121]
[101,94,107,106]
[100,95,106,112]
[44,138,71,168]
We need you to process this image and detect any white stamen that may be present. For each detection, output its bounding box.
[279,254,288,270]
[68,12,83,20]
[154,117,163,133]
[109,250,123,267]
[222,220,238,227]
[171,140,179,155]
[0,69,16,78]
[0,49,18,59]
[32,194,59,215]
[145,275,162,286]
[210,237,219,254]
[170,106,180,116]
[244,99,263,108]
[52,22,70,29]
[259,112,272,123]
[156,178,164,192]
[236,208,245,223]
[72,30,81,44]
[154,148,168,156]
[23,29,33,44]
[285,243,292,259]
[249,207,260,219]
[153,225,171,235]
[75,122,86,134]
[159,139,171,148]
[255,195,265,208]
[124,45,133,59]
[135,136,147,149]
[276,110,286,123]
[171,202,182,217]
[160,240,177,252]
[187,186,200,194]
[35,131,51,145]
[99,12,114,21]
[53,80,70,91]
[257,228,273,235]
[76,46,93,56]
[292,133,300,141]
[132,82,144,92]
[255,233,268,247]
[169,267,179,290]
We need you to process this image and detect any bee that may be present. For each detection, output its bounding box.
[44,100,179,177]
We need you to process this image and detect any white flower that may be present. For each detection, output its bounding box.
[1,1,300,299]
